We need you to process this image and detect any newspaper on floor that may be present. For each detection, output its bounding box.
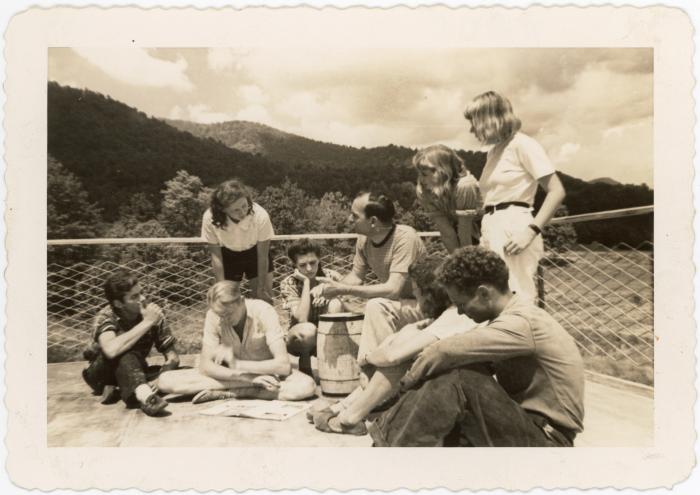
[198,399,311,421]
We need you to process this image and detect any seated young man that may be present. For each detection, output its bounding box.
[369,246,585,447]
[157,280,316,404]
[81,270,180,417]
[309,256,476,435]
[312,192,427,364]
[280,239,344,376]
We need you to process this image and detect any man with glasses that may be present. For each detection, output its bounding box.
[157,280,316,404]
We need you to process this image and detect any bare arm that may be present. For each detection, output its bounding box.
[339,271,364,287]
[366,324,438,367]
[532,173,566,230]
[456,215,475,247]
[233,338,292,377]
[207,244,225,282]
[322,272,408,300]
[431,215,459,253]
[290,278,312,323]
[503,173,566,255]
[98,305,162,359]
[255,240,270,296]
[199,344,252,382]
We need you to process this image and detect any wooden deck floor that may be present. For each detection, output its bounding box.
[48,356,653,447]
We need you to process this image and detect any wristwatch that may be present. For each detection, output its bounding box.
[528,223,542,236]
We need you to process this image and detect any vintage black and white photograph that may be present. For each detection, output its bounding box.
[46,44,654,448]
[3,4,695,491]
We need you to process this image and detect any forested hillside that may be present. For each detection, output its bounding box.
[48,82,653,246]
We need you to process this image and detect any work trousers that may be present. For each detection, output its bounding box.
[369,366,574,447]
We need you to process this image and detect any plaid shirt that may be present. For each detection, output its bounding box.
[90,305,176,359]
[280,269,342,326]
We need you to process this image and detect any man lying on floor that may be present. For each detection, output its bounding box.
[308,255,477,435]
[369,246,585,447]
[81,270,180,417]
[158,280,316,403]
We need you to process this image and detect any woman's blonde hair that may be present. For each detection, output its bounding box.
[207,280,241,307]
[413,144,466,214]
[463,91,522,145]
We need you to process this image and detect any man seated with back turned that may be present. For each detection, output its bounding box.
[81,270,180,417]
[311,191,427,363]
[369,246,585,447]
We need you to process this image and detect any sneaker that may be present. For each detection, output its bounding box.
[192,389,238,404]
[140,393,169,417]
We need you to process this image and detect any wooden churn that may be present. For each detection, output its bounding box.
[316,312,364,395]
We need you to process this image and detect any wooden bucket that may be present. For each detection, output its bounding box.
[316,312,364,395]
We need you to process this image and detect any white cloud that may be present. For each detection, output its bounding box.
[168,104,235,124]
[187,104,236,124]
[72,48,194,91]
[554,142,581,163]
[207,48,250,72]
[236,105,273,125]
[168,105,185,120]
[207,48,236,71]
[238,85,269,105]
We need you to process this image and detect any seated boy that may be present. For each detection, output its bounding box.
[280,239,344,376]
[157,281,316,403]
[81,270,180,417]
[309,256,477,435]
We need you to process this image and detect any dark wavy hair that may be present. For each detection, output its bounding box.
[103,270,139,309]
[287,238,322,264]
[357,191,396,224]
[436,246,510,295]
[210,179,253,229]
[408,256,451,319]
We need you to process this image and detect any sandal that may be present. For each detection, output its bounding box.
[314,410,368,436]
[305,400,339,423]
[306,406,333,423]
[192,389,238,404]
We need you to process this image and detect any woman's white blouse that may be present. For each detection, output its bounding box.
[201,202,275,251]
[480,132,556,207]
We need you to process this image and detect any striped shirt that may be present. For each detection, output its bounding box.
[92,305,176,359]
[280,269,343,326]
[352,224,427,300]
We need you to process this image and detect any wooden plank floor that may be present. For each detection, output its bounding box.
[48,356,653,447]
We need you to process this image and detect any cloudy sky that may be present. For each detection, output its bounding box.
[49,47,653,185]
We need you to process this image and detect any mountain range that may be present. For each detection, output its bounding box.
[48,82,653,245]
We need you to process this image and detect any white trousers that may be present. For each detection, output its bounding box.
[357,298,423,363]
[480,206,544,303]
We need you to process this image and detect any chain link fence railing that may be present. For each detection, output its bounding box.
[47,208,653,385]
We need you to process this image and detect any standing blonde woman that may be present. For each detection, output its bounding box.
[413,145,481,253]
[463,91,566,302]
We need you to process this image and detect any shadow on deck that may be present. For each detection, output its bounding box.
[48,355,653,447]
